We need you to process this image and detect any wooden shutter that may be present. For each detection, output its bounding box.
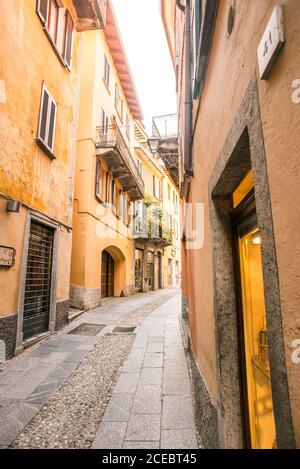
[105,173,111,204]
[36,0,49,24]
[47,99,57,151]
[39,87,50,142]
[38,85,57,155]
[64,11,74,68]
[95,160,102,200]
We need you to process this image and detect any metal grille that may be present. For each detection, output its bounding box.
[23,221,54,341]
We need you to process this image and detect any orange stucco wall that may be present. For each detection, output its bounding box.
[0,0,82,313]
[182,0,300,444]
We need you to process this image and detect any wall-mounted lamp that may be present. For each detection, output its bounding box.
[147,137,160,153]
[6,199,21,213]
[252,235,261,246]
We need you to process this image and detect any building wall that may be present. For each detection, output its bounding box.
[70,29,139,308]
[179,0,300,447]
[162,174,181,287]
[161,0,300,447]
[0,0,81,356]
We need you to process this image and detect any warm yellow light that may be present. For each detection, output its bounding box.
[252,235,261,246]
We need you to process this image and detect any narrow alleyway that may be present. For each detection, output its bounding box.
[0,290,198,449]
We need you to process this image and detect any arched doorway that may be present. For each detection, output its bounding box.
[101,250,114,298]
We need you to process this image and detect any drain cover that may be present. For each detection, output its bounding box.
[113,326,136,334]
[68,323,105,336]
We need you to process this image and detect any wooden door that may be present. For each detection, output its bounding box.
[101,250,114,298]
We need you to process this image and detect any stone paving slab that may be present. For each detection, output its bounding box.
[102,393,135,422]
[131,385,161,414]
[161,429,198,449]
[162,395,196,431]
[125,414,161,441]
[91,421,127,449]
[113,372,140,394]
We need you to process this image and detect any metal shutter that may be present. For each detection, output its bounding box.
[23,221,54,341]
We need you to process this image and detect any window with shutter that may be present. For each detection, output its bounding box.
[118,191,122,219]
[64,11,74,68]
[115,84,120,111]
[36,1,74,70]
[37,84,57,158]
[104,55,110,88]
[126,114,130,140]
[36,0,49,24]
[48,0,59,42]
[105,173,111,204]
[112,180,116,213]
[120,100,124,123]
[123,194,127,223]
[95,160,103,201]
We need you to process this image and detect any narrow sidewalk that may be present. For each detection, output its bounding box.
[92,295,198,449]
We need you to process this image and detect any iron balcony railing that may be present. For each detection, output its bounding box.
[95,124,144,196]
[133,202,173,244]
[152,113,178,140]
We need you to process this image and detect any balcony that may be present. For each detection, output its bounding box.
[95,125,144,201]
[133,202,173,247]
[72,0,107,31]
[150,114,179,188]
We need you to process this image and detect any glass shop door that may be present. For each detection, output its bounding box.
[234,192,276,449]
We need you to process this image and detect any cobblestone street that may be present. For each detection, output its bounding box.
[0,290,198,449]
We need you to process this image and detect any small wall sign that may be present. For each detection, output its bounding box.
[0,246,16,268]
[257,6,285,79]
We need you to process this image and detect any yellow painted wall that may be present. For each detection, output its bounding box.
[71,29,139,301]
[162,173,181,287]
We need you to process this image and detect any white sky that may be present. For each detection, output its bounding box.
[112,0,177,135]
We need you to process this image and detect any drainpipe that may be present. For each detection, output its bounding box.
[184,0,193,177]
[176,0,193,178]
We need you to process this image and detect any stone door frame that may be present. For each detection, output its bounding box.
[208,77,295,448]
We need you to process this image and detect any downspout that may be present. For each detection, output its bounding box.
[184,0,192,177]
[176,0,193,178]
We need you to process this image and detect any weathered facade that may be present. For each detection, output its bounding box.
[162,0,300,448]
[0,0,106,358]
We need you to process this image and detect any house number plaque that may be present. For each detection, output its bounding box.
[257,6,285,79]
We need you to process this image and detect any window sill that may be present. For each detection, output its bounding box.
[36,138,56,160]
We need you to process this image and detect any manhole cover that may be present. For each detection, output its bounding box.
[113,326,136,334]
[68,323,105,336]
